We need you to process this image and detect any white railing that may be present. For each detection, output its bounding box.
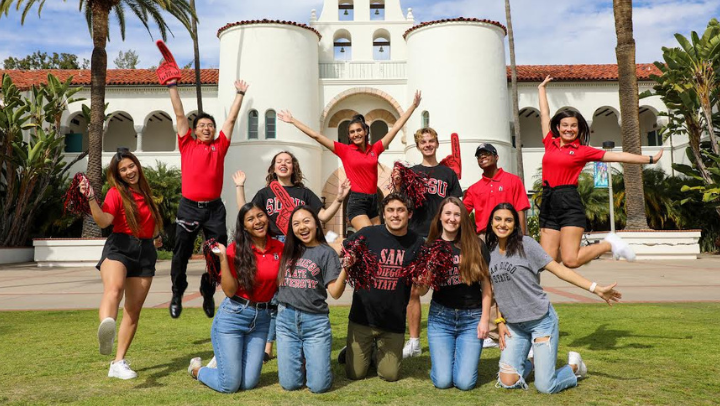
[319,61,406,79]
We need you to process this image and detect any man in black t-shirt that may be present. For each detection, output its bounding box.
[343,193,424,382]
[404,128,463,359]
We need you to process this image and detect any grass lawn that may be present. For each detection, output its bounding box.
[1,303,718,405]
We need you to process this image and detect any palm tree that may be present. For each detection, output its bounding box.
[189,0,203,114]
[613,0,649,229]
[0,0,194,237]
[505,0,524,181]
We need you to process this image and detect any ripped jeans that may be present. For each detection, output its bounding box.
[496,305,577,394]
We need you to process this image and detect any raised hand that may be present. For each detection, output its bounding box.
[277,110,294,123]
[211,243,227,258]
[539,75,553,88]
[235,80,249,93]
[412,90,422,107]
[78,176,95,200]
[232,170,246,187]
[337,179,351,201]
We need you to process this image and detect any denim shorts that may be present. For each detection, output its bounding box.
[346,191,379,221]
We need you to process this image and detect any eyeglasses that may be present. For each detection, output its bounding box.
[116,147,130,161]
[196,123,215,129]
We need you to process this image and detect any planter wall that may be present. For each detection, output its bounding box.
[0,247,34,265]
[586,230,701,260]
[33,238,106,267]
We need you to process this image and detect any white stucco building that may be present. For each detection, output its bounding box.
[2,0,685,237]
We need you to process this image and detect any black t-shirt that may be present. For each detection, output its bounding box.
[252,185,324,236]
[348,225,424,334]
[431,239,491,309]
[408,164,463,237]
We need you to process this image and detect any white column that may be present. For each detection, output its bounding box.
[134,124,144,152]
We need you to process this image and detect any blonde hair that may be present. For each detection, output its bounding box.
[414,127,438,147]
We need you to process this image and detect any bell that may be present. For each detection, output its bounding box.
[344,9,348,15]
[340,47,345,53]
[375,9,379,15]
[379,46,384,53]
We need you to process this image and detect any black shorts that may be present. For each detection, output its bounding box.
[346,191,379,221]
[96,233,157,277]
[539,185,587,231]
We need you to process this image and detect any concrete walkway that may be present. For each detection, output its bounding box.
[1,256,719,311]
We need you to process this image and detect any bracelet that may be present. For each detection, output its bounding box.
[237,90,245,95]
[167,83,177,88]
[236,185,244,188]
[649,155,654,164]
[589,282,597,293]
[88,195,95,201]
[153,234,161,240]
[494,317,506,324]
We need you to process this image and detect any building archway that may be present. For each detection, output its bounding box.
[104,111,136,152]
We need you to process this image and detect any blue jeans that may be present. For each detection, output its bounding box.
[497,305,577,394]
[276,304,333,393]
[267,295,279,343]
[197,297,271,393]
[427,301,484,391]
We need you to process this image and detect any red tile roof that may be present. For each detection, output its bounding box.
[0,69,219,90]
[0,64,662,90]
[217,20,321,39]
[510,64,662,82]
[403,17,508,38]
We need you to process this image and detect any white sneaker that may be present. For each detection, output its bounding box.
[206,356,217,369]
[604,233,636,262]
[108,359,137,380]
[188,357,202,379]
[98,317,116,356]
[402,339,421,359]
[568,351,587,379]
[483,338,499,349]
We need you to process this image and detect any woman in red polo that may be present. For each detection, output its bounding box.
[187,202,283,393]
[80,148,163,380]
[538,76,663,268]
[277,90,422,231]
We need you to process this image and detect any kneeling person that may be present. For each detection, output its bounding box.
[344,193,424,382]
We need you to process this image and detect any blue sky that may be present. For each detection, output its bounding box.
[0,0,718,69]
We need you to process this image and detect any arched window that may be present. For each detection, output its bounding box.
[421,111,430,128]
[339,1,354,21]
[265,110,276,139]
[373,29,390,60]
[370,1,385,20]
[370,121,388,144]
[248,110,259,139]
[334,30,352,61]
[338,120,350,144]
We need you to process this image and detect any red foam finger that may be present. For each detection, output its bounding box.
[155,40,177,66]
[156,60,182,85]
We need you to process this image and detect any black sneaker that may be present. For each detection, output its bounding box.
[169,294,182,318]
[200,273,216,318]
[338,346,347,364]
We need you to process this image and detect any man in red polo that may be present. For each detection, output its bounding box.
[167,78,249,319]
[464,143,530,235]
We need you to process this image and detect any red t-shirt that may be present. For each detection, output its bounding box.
[463,168,530,233]
[333,140,385,194]
[225,236,284,303]
[178,129,230,201]
[102,187,156,239]
[542,132,605,187]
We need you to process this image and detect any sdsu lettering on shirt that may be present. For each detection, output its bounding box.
[348,225,424,334]
[409,164,463,237]
[277,244,341,314]
[252,185,323,236]
[431,242,491,309]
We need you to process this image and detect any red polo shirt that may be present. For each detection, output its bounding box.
[463,168,530,233]
[542,132,605,187]
[333,140,385,194]
[178,129,230,201]
[102,187,156,239]
[225,236,284,303]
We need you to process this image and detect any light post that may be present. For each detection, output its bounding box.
[602,141,616,233]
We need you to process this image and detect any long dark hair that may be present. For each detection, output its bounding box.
[484,203,525,258]
[233,203,268,294]
[349,114,370,146]
[550,109,590,146]
[426,197,488,283]
[264,151,305,187]
[107,148,163,237]
[278,206,328,285]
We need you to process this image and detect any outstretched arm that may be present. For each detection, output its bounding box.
[167,79,190,137]
[538,76,553,138]
[381,90,422,150]
[278,110,335,152]
[233,170,247,210]
[319,179,351,223]
[602,148,663,165]
[544,260,622,306]
[221,80,249,141]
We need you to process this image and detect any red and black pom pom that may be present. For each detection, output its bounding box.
[401,239,454,290]
[63,172,92,216]
[341,236,379,290]
[391,161,429,209]
[203,238,221,285]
